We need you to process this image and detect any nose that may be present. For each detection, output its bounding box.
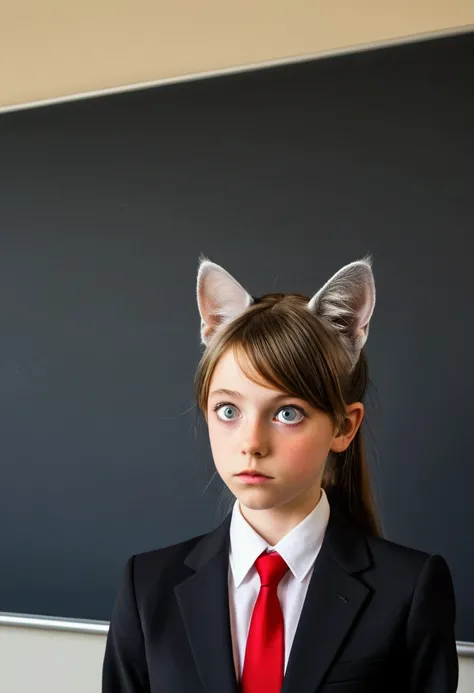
[241,418,269,458]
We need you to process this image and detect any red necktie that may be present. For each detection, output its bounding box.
[241,550,289,693]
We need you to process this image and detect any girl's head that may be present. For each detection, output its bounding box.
[194,256,381,536]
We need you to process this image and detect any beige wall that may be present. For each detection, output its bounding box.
[1,1,474,107]
[0,627,473,693]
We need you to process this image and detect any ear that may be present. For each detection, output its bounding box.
[330,402,365,452]
[196,254,254,346]
[307,257,375,367]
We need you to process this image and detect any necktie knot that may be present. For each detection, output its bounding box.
[255,550,289,587]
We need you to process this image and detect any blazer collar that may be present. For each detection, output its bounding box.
[183,499,371,575]
[175,501,373,693]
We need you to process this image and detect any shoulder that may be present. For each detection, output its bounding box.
[118,525,229,615]
[366,532,436,581]
[128,531,207,586]
[366,533,430,569]
[364,536,457,668]
[330,500,444,586]
[354,536,457,687]
[364,533,454,605]
[117,512,232,606]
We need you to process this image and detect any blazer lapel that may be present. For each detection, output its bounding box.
[174,513,238,693]
[282,506,373,693]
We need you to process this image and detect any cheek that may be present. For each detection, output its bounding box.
[279,433,328,468]
[277,422,334,474]
[207,420,228,457]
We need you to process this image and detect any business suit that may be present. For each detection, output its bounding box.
[102,502,458,693]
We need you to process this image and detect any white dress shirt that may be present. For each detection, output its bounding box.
[228,488,330,679]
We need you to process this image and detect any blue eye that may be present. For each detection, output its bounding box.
[215,404,238,421]
[276,407,304,424]
[212,402,306,425]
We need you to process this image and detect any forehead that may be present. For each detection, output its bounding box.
[209,348,274,395]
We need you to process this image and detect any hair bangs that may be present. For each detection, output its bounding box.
[228,305,341,416]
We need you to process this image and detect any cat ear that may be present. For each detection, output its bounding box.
[196,255,254,346]
[307,257,375,367]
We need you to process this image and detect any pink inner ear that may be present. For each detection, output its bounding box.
[355,282,375,330]
[197,265,227,322]
[197,261,254,344]
[198,283,215,324]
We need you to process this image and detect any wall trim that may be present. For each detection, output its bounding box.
[457,642,474,657]
[1,612,473,655]
[1,24,472,114]
[0,613,108,635]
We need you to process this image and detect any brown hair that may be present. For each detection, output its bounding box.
[194,291,381,537]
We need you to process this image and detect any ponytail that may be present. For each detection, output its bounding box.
[323,427,381,537]
[320,345,381,536]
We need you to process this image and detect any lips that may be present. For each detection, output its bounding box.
[235,469,274,485]
[237,470,271,478]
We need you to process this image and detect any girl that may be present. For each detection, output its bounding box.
[102,256,458,693]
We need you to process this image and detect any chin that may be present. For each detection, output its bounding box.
[234,490,280,511]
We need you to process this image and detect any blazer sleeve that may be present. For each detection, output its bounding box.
[102,555,151,693]
[406,553,458,693]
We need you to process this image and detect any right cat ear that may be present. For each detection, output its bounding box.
[196,254,254,347]
[307,256,376,367]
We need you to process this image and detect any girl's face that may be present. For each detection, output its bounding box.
[206,348,360,516]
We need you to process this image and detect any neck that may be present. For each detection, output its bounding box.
[238,484,322,545]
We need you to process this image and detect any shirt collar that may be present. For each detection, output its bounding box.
[229,487,330,587]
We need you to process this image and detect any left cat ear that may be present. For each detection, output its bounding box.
[307,257,376,366]
[196,255,254,347]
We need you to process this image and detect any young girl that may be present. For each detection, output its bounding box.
[102,256,458,693]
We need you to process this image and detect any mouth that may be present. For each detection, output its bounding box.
[235,470,273,484]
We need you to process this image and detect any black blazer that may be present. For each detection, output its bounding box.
[102,504,458,693]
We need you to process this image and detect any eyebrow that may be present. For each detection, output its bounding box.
[209,388,296,402]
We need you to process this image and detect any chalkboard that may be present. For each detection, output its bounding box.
[0,30,473,643]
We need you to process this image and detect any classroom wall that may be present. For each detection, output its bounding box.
[0,627,473,693]
[2,0,474,107]
[2,1,473,690]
